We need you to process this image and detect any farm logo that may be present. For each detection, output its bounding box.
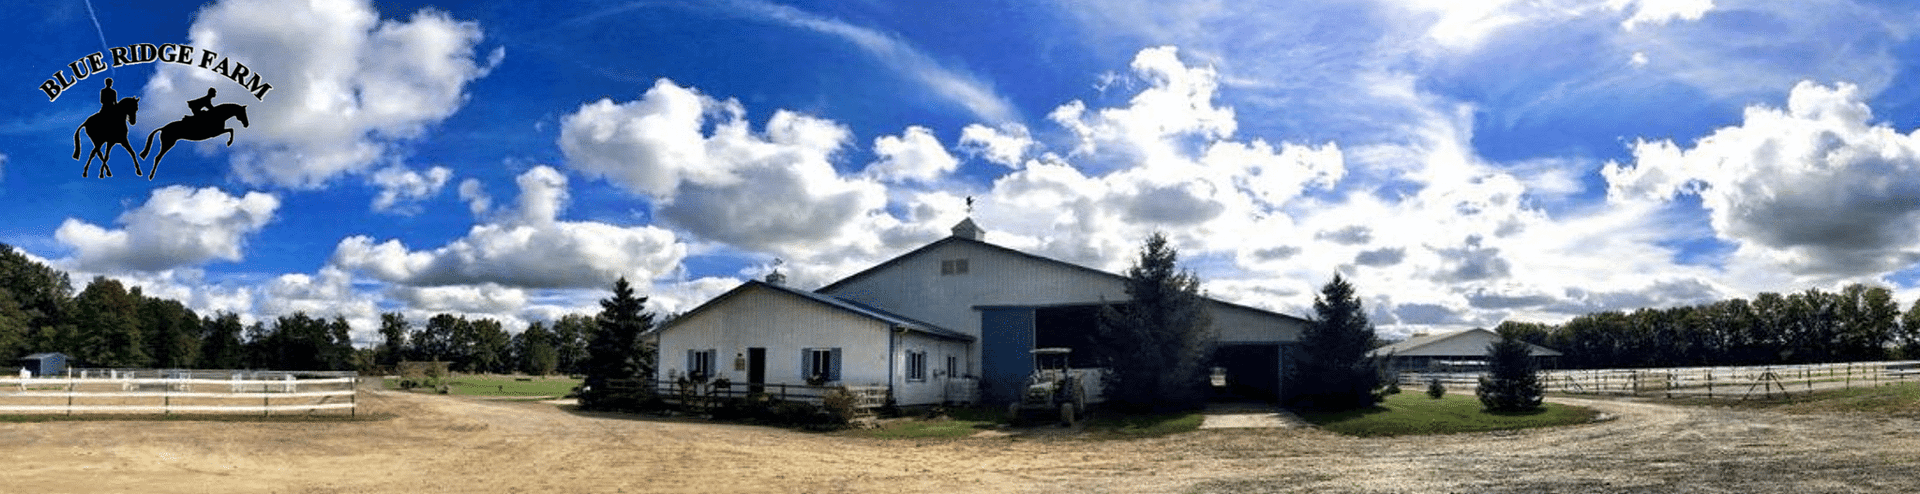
[42,43,274,180]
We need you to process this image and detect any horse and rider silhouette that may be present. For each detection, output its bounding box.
[71,81,249,180]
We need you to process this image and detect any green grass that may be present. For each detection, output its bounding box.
[384,374,581,397]
[1299,392,1599,437]
[1673,381,1920,416]
[860,406,1004,439]
[1084,409,1206,437]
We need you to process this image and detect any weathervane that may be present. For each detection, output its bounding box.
[965,195,975,214]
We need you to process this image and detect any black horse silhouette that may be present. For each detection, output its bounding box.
[138,103,249,180]
[72,96,142,178]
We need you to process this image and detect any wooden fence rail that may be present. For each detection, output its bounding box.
[1400,360,1920,400]
[0,373,357,415]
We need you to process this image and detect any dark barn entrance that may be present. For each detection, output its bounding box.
[1211,344,1282,402]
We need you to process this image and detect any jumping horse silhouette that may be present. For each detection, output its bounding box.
[71,96,142,178]
[139,103,250,180]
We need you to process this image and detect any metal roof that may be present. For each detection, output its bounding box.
[657,280,974,342]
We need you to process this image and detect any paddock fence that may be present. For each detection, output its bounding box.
[0,369,358,415]
[1399,360,1920,400]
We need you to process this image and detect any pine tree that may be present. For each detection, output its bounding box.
[377,312,409,366]
[583,277,657,408]
[1477,335,1544,412]
[1096,233,1215,411]
[1292,273,1380,411]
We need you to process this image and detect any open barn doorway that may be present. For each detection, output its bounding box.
[1210,344,1282,402]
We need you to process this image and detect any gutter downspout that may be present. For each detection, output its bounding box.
[888,326,898,402]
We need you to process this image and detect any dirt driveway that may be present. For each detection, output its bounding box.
[1,389,1916,493]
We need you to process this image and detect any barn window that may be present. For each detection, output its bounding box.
[906,350,927,382]
[687,349,716,379]
[940,258,969,275]
[803,348,841,383]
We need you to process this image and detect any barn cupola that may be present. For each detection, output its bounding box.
[950,217,985,241]
[764,258,788,285]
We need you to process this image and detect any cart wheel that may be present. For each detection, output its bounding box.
[1060,403,1077,427]
[1008,402,1022,423]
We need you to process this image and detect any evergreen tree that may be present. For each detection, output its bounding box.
[142,297,200,368]
[1095,233,1215,411]
[1477,335,1544,412]
[468,318,511,374]
[583,277,656,407]
[1291,273,1380,411]
[0,244,73,349]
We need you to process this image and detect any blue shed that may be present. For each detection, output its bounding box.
[19,352,68,377]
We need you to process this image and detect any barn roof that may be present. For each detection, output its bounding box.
[658,280,974,342]
[816,234,1309,324]
[21,353,66,359]
[1369,328,1562,358]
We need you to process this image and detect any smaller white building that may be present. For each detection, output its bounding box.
[1370,328,1562,373]
[653,277,975,406]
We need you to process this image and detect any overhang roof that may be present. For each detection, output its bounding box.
[1369,328,1563,358]
[658,280,974,342]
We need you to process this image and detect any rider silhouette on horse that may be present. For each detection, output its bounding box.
[72,77,142,178]
[139,87,249,180]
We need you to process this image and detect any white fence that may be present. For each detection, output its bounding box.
[0,369,358,415]
[1400,361,1920,400]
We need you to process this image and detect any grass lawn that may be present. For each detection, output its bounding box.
[1300,392,1599,437]
[1673,381,1920,417]
[385,374,581,397]
[861,407,1005,439]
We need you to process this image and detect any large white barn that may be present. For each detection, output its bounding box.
[653,220,1309,406]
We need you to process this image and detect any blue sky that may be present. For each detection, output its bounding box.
[8,0,1920,343]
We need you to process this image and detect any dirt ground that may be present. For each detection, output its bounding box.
[2,384,1917,494]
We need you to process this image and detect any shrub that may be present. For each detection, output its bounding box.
[820,387,861,425]
[1477,336,1544,412]
[1426,379,1446,399]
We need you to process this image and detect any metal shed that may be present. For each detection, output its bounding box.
[19,352,69,377]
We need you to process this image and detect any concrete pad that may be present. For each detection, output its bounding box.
[1199,403,1307,429]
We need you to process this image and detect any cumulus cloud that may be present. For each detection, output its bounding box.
[558,79,892,255]
[142,0,499,188]
[865,126,959,183]
[1604,81,1920,278]
[329,166,686,289]
[958,123,1034,168]
[369,165,451,213]
[56,186,279,272]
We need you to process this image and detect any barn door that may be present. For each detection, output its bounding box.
[748,348,766,393]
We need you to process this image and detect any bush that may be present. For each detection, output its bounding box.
[820,387,860,425]
[1477,336,1544,412]
[1426,379,1446,399]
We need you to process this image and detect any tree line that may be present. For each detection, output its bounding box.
[0,244,652,376]
[1496,284,1920,370]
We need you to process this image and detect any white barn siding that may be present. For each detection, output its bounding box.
[820,240,1129,367]
[1212,302,1307,343]
[888,334,972,406]
[658,286,893,387]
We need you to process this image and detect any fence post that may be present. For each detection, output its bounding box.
[1706,368,1714,399]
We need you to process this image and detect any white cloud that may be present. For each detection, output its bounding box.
[1604,81,1920,281]
[55,186,279,272]
[329,166,687,289]
[141,0,499,188]
[958,123,1034,168]
[389,283,528,314]
[369,165,451,213]
[457,178,491,217]
[558,79,894,256]
[1609,0,1713,31]
[864,126,959,183]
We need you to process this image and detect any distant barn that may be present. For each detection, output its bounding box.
[1370,329,1561,373]
[18,352,70,377]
